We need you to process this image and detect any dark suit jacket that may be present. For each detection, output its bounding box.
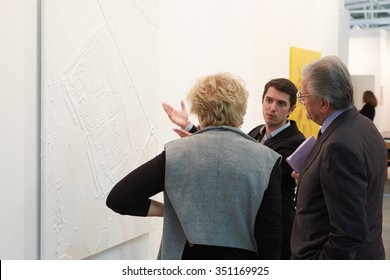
[248,120,305,259]
[292,107,386,259]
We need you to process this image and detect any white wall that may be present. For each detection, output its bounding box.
[0,0,344,259]
[0,0,40,259]
[348,29,390,132]
[158,0,343,141]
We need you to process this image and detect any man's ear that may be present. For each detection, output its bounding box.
[319,97,331,113]
[289,104,296,114]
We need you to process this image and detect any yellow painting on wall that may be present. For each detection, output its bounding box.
[289,46,321,138]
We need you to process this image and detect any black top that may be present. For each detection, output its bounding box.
[106,151,282,259]
[248,120,305,259]
[359,104,375,121]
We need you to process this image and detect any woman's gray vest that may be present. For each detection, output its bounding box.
[159,126,281,259]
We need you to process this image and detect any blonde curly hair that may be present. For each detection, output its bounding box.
[187,73,248,128]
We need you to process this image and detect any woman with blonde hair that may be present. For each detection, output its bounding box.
[107,73,283,259]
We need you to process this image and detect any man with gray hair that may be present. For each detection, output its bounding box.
[292,56,386,259]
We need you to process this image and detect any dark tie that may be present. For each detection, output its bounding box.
[317,129,322,138]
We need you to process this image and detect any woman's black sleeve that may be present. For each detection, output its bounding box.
[106,151,166,216]
[255,161,283,259]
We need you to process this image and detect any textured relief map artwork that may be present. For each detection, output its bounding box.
[41,0,160,259]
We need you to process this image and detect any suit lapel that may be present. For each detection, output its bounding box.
[299,107,358,175]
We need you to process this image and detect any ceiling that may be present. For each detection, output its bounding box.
[345,0,390,29]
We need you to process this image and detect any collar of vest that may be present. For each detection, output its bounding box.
[195,125,257,143]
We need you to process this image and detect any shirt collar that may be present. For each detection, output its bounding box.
[260,120,291,139]
[320,107,351,134]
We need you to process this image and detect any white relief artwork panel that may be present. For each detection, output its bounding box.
[41,0,160,259]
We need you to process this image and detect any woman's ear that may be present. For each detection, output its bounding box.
[197,117,204,129]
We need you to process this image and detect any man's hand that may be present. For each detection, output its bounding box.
[173,128,192,138]
[162,100,189,129]
[292,171,300,185]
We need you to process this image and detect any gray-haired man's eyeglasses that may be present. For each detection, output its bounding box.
[296,91,314,105]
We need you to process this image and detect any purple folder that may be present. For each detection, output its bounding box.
[286,135,316,173]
